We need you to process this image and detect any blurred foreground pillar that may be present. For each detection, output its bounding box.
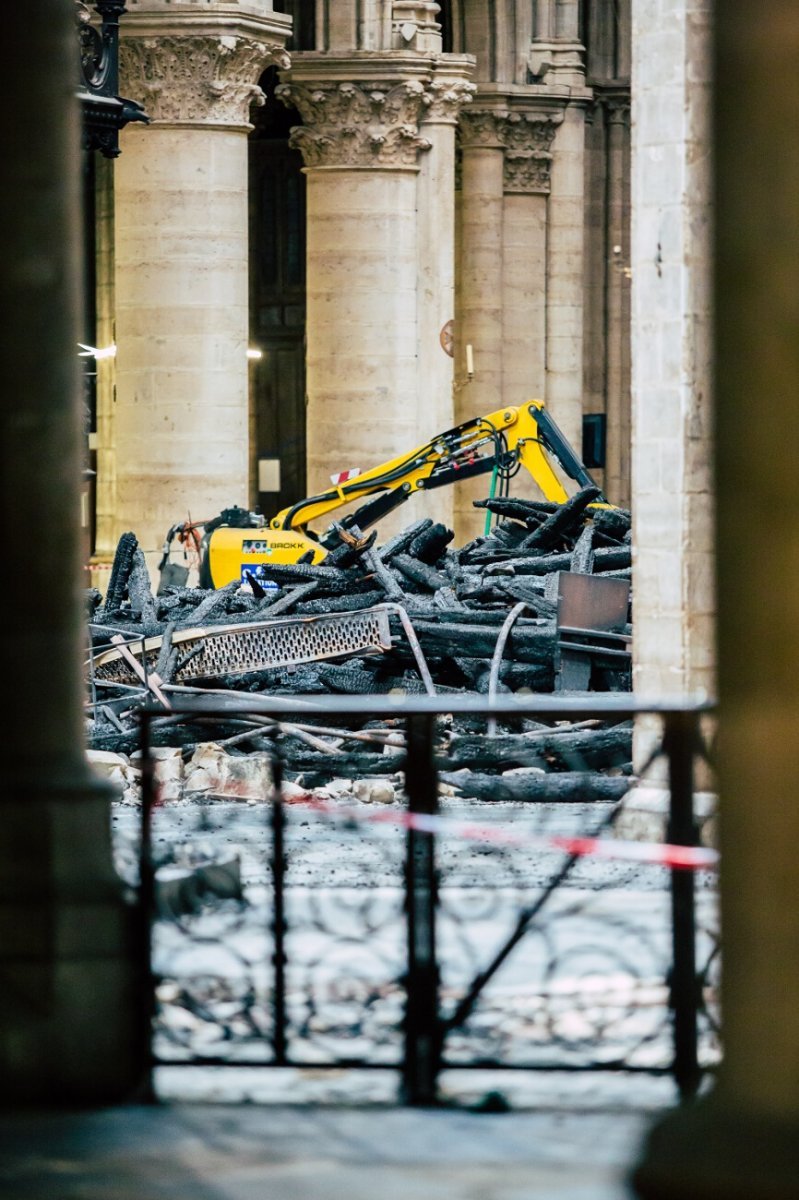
[631,2,799,1196]
[0,0,143,1103]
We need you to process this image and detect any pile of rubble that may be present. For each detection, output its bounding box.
[86,487,634,800]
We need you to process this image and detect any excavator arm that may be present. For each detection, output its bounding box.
[194,401,607,588]
[272,401,598,532]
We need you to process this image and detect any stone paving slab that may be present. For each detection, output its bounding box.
[0,1100,657,1200]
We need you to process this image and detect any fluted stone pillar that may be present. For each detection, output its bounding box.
[115,1,290,582]
[0,0,141,1104]
[455,108,506,539]
[500,110,561,510]
[501,110,561,411]
[455,104,562,539]
[414,68,475,529]
[528,0,591,455]
[545,103,589,454]
[603,98,632,509]
[630,0,714,703]
[278,55,469,539]
[94,155,118,567]
[457,108,505,415]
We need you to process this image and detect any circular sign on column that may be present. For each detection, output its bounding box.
[439,319,454,357]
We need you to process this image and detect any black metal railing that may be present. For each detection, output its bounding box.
[123,693,720,1106]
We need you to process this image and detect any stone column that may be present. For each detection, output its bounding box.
[500,110,560,506]
[276,57,439,538]
[415,66,475,529]
[455,107,506,540]
[115,1,291,583]
[0,0,141,1103]
[93,154,118,569]
[528,4,591,454]
[545,102,590,453]
[604,97,632,509]
[455,104,562,539]
[629,0,714,704]
[633,3,799,1197]
[501,109,561,411]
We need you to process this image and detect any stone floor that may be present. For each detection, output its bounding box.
[0,1079,668,1200]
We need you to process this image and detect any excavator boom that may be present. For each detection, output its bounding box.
[269,401,594,532]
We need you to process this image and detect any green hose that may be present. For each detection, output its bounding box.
[483,464,499,536]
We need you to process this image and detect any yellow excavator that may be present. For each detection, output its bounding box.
[159,400,609,590]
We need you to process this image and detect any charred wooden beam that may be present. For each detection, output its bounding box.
[99,531,138,618]
[492,578,558,618]
[257,581,320,616]
[432,586,470,612]
[591,507,632,541]
[404,605,548,628]
[439,770,632,803]
[481,522,530,549]
[293,590,387,615]
[484,545,632,577]
[408,522,455,563]
[177,580,240,626]
[365,546,406,601]
[391,554,450,593]
[276,744,406,776]
[324,525,378,568]
[154,619,178,683]
[388,617,557,665]
[252,561,355,588]
[440,724,632,771]
[473,497,559,523]
[378,518,433,563]
[570,524,595,574]
[518,486,604,552]
[316,662,391,694]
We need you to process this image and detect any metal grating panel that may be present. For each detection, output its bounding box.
[90,608,393,685]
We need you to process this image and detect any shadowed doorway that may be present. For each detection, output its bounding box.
[249,65,306,518]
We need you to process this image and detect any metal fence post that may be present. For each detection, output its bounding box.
[270,754,288,1065]
[402,714,441,1105]
[664,710,701,1099]
[137,708,157,1102]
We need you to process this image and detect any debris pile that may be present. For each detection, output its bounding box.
[86,488,634,799]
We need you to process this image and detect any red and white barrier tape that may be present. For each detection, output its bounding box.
[293,793,719,871]
[150,780,717,870]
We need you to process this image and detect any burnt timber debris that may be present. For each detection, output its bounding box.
[86,490,634,799]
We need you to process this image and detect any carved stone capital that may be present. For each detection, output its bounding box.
[276,79,432,168]
[502,152,553,194]
[421,76,476,125]
[586,89,630,129]
[120,34,290,128]
[605,96,631,127]
[458,108,508,149]
[501,111,562,194]
[458,107,562,193]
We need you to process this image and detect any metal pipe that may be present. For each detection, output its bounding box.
[487,601,530,736]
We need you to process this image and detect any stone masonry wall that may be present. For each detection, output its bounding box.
[631,0,715,700]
